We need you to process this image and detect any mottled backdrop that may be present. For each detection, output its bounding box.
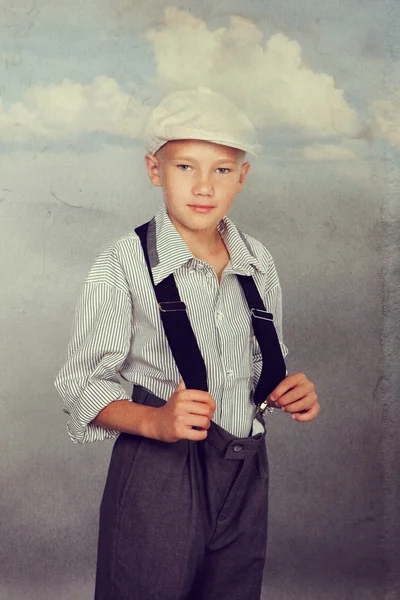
[0,1,399,599]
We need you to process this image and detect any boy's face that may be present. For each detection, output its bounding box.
[145,139,250,237]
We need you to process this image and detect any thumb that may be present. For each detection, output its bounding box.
[176,379,186,391]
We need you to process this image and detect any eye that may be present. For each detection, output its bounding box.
[217,167,230,174]
[177,164,192,171]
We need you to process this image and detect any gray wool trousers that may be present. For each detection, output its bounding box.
[94,386,269,600]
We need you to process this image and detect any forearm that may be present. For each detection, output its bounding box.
[92,400,159,439]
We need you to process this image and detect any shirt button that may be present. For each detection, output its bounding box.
[226,368,233,378]
[216,310,223,322]
[233,444,243,453]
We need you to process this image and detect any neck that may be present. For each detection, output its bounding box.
[169,215,223,259]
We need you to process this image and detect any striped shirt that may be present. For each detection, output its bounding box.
[55,204,288,443]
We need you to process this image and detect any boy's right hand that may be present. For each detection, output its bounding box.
[151,380,216,443]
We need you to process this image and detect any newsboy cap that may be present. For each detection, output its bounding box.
[144,87,260,156]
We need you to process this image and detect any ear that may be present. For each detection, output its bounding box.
[144,153,163,187]
[236,161,251,194]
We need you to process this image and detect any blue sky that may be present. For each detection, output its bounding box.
[0,0,395,102]
[0,0,398,212]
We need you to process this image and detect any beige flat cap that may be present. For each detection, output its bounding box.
[144,87,260,156]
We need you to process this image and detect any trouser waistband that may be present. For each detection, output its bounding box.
[132,384,266,459]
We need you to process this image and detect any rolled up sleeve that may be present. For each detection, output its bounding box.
[55,250,133,443]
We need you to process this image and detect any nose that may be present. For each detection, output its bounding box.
[192,173,214,197]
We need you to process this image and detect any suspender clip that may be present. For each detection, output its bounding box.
[251,308,273,321]
[158,301,187,312]
[254,398,271,417]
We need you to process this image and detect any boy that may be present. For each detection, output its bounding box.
[55,87,319,600]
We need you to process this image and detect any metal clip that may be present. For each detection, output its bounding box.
[251,308,273,321]
[158,301,187,312]
[254,398,270,417]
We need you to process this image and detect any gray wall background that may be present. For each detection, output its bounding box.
[1,2,399,599]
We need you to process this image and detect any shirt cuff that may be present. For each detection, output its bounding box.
[65,381,132,444]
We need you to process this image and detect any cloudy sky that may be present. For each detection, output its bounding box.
[0,0,398,212]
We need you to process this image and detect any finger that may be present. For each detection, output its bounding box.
[186,415,211,430]
[276,383,315,408]
[291,403,321,422]
[186,401,214,419]
[184,427,209,441]
[270,372,308,402]
[183,390,216,411]
[280,393,318,414]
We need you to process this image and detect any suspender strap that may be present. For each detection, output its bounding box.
[135,221,208,392]
[236,275,287,405]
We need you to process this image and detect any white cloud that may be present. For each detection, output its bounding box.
[146,8,363,139]
[1,8,395,153]
[0,77,151,144]
[301,144,357,161]
[370,87,400,147]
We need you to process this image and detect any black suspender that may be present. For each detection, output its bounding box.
[236,275,286,406]
[135,222,208,393]
[135,221,286,409]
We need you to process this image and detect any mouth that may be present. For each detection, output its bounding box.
[187,204,215,214]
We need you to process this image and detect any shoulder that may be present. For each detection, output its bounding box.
[90,229,142,269]
[109,229,143,262]
[85,228,144,292]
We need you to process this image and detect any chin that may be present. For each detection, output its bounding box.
[168,206,222,232]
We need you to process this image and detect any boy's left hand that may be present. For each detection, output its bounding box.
[269,373,320,422]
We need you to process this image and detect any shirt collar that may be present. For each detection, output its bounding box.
[217,216,266,276]
[151,204,266,285]
[151,206,193,285]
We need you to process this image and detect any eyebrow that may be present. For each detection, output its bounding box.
[171,156,238,165]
